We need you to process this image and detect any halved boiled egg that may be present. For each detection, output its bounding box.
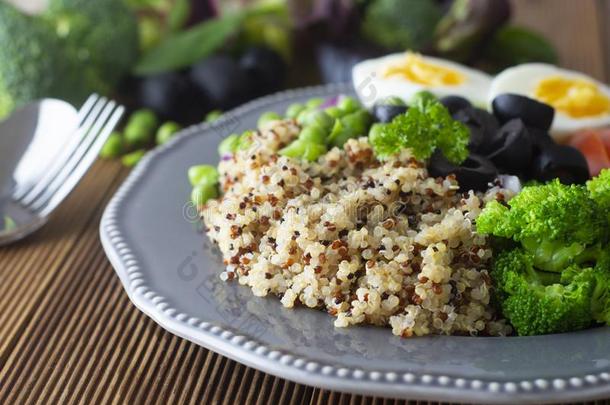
[488,63,610,140]
[352,52,492,108]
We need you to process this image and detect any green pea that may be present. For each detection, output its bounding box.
[191,183,218,206]
[205,110,223,122]
[338,96,359,113]
[218,134,240,155]
[121,149,146,167]
[279,139,307,158]
[298,126,326,144]
[156,121,182,145]
[258,111,282,128]
[100,132,124,159]
[383,96,406,106]
[188,164,219,187]
[368,123,384,144]
[328,110,372,148]
[298,110,334,132]
[302,143,327,161]
[325,106,344,119]
[237,131,253,150]
[124,109,158,147]
[285,103,305,119]
[305,98,324,109]
[410,91,437,110]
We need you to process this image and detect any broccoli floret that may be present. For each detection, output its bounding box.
[480,174,610,335]
[477,179,604,247]
[47,0,139,95]
[0,0,138,119]
[0,2,71,117]
[361,0,442,51]
[492,249,596,335]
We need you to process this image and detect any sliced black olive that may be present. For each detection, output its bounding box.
[372,104,408,123]
[486,119,532,174]
[532,144,589,184]
[428,149,458,178]
[428,151,497,192]
[455,154,498,191]
[190,55,250,110]
[453,107,499,153]
[439,95,472,115]
[492,93,555,130]
[527,127,556,155]
[239,46,286,96]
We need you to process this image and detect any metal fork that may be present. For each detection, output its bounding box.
[0,95,125,246]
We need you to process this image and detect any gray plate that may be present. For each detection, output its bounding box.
[100,83,610,404]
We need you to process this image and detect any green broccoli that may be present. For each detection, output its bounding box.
[368,96,470,164]
[478,173,610,335]
[477,179,605,272]
[0,2,69,117]
[361,0,442,51]
[47,0,139,95]
[0,0,138,119]
[492,249,601,336]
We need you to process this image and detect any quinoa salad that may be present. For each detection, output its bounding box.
[200,118,513,337]
[189,85,610,338]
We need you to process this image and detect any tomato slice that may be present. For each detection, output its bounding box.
[569,130,610,177]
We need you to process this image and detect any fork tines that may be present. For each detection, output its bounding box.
[14,94,125,216]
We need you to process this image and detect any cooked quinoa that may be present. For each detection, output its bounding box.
[201,119,513,337]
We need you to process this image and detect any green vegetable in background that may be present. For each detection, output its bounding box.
[156,121,182,145]
[484,26,558,70]
[205,110,223,123]
[100,132,125,159]
[362,0,442,51]
[477,174,610,335]
[369,97,469,164]
[135,12,244,75]
[434,0,511,62]
[121,149,147,167]
[124,109,159,147]
[0,0,138,119]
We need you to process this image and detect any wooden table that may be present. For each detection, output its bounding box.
[1,1,609,403]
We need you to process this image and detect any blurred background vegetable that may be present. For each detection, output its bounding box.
[1,0,558,166]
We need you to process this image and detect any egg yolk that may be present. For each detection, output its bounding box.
[383,53,465,86]
[534,76,610,118]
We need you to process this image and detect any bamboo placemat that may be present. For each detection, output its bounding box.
[1,1,609,403]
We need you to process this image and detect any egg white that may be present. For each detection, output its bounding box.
[352,53,492,109]
[488,63,610,141]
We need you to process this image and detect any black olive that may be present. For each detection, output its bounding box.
[439,95,472,115]
[453,107,499,153]
[428,149,458,178]
[527,127,556,155]
[239,46,286,97]
[190,55,250,110]
[428,151,497,192]
[137,72,207,124]
[486,119,532,174]
[492,93,555,130]
[455,154,498,191]
[532,144,589,184]
[372,104,408,123]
